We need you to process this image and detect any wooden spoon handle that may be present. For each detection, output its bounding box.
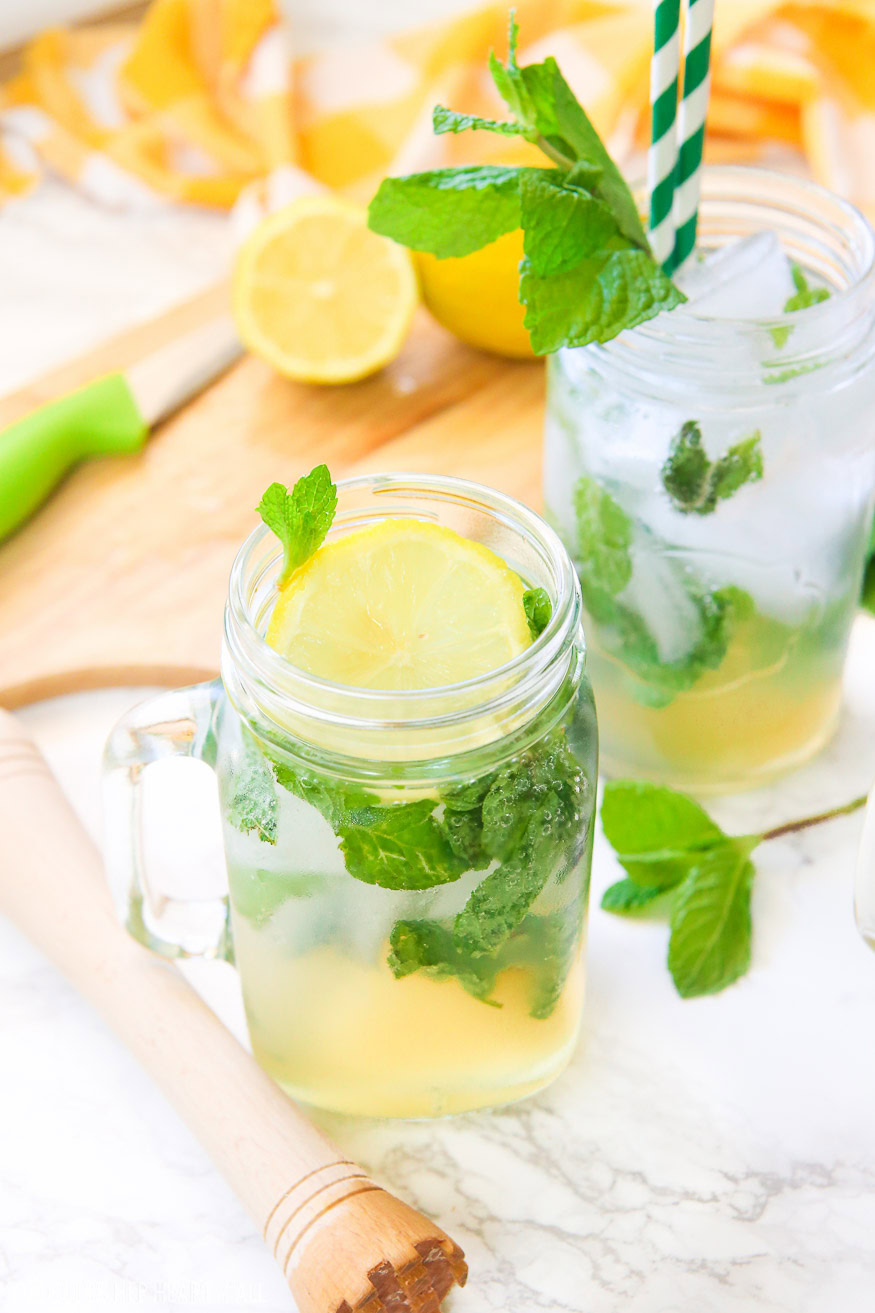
[0,710,466,1312]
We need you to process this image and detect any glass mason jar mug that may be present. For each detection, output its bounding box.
[104,475,598,1118]
[545,166,875,794]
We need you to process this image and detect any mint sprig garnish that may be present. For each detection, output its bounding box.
[257,464,337,587]
[600,781,867,998]
[661,421,763,515]
[368,11,684,353]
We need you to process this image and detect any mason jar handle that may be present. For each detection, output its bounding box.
[103,680,232,962]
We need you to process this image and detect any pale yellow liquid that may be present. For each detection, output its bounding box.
[234,923,585,1118]
[593,612,844,793]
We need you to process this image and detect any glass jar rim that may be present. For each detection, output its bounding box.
[222,472,583,752]
[573,165,875,397]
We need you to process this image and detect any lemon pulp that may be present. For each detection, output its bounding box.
[233,195,418,384]
[266,518,531,689]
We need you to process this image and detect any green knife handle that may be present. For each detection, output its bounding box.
[0,372,147,542]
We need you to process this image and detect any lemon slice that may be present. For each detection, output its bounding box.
[266,520,531,689]
[233,196,418,384]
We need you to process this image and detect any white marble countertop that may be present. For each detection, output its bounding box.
[2,619,875,1313]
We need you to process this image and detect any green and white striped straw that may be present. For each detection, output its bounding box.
[646,0,681,270]
[670,0,715,272]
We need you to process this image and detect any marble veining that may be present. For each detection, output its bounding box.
[2,620,875,1312]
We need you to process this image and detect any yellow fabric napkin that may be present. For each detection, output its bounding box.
[0,0,872,217]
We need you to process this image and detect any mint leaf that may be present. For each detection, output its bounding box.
[662,422,763,515]
[573,476,755,706]
[574,475,633,595]
[600,879,676,915]
[272,760,382,831]
[226,739,277,845]
[257,465,337,587]
[388,919,499,1003]
[668,841,756,997]
[519,170,615,276]
[522,586,552,638]
[229,867,320,928]
[453,731,588,953]
[368,165,525,258]
[862,516,875,616]
[599,779,760,997]
[340,799,466,890]
[543,60,648,248]
[784,262,830,312]
[368,13,684,353]
[432,105,525,137]
[521,247,684,352]
[488,12,538,129]
[601,780,725,888]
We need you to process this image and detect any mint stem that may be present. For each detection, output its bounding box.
[535,135,575,170]
[759,794,868,843]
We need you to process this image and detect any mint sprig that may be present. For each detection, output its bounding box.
[661,421,763,515]
[368,11,684,353]
[257,465,337,587]
[600,781,867,998]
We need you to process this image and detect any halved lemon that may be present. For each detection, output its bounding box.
[233,196,418,384]
[416,229,535,360]
[266,520,531,689]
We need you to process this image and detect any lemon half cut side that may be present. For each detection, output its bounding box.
[233,196,418,384]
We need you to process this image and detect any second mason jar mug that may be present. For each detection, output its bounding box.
[104,474,598,1118]
[545,166,875,794]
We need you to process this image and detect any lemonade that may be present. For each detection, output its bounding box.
[544,170,875,792]
[214,471,597,1116]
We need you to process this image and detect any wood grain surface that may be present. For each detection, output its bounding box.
[0,288,544,707]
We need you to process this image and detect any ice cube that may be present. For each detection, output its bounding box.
[621,543,705,664]
[676,231,796,320]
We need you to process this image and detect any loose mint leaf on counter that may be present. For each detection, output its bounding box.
[662,421,763,515]
[667,841,756,997]
[257,464,337,587]
[367,10,684,352]
[601,780,870,997]
[368,166,526,258]
[601,781,726,888]
[340,799,466,890]
[600,780,757,997]
[600,879,675,916]
[523,586,552,638]
[784,262,831,313]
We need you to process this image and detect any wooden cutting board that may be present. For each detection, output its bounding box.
[0,285,545,707]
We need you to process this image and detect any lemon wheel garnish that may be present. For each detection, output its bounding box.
[266,520,531,689]
[233,196,418,384]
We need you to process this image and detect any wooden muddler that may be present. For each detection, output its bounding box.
[0,709,467,1312]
